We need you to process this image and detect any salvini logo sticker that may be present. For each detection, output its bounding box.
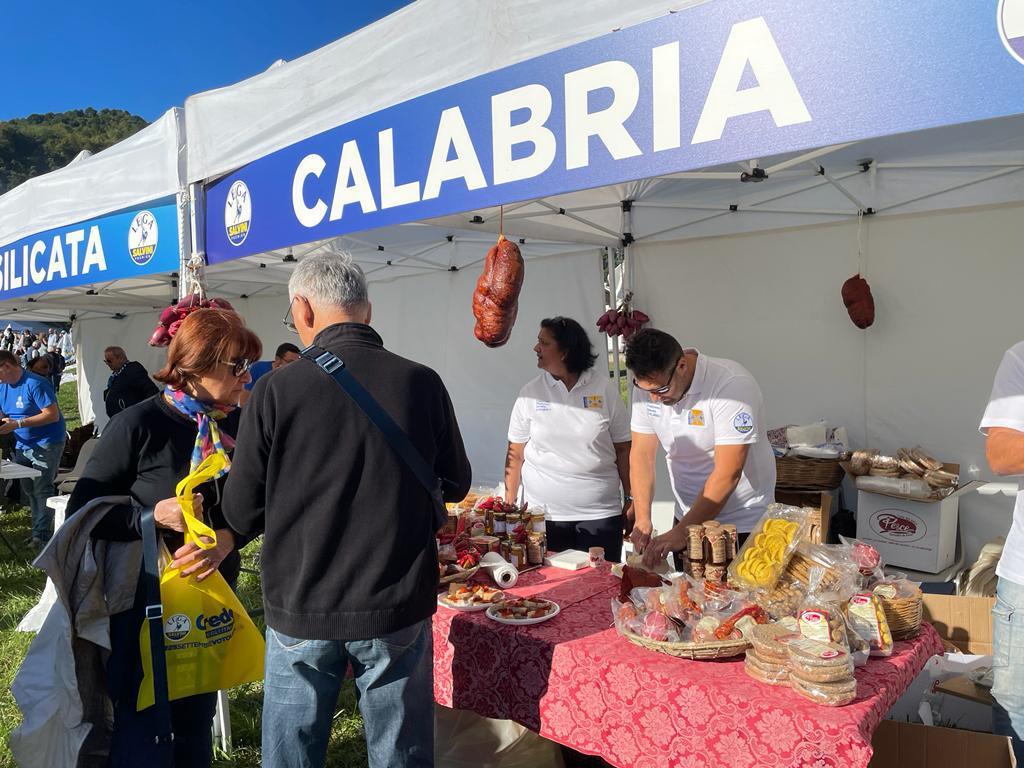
[127,211,158,266]
[225,180,252,246]
[999,0,1024,65]
[163,613,191,642]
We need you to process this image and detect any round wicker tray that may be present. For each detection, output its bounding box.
[439,564,480,585]
[775,456,845,490]
[622,630,749,659]
[879,590,923,641]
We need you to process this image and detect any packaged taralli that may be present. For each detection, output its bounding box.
[729,504,810,592]
[845,592,894,656]
[796,567,851,648]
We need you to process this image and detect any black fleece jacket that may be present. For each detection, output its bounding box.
[67,394,247,585]
[222,323,472,640]
[104,360,159,418]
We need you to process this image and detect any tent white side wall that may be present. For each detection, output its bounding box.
[632,202,1024,564]
[77,248,603,485]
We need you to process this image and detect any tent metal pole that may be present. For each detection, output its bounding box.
[815,166,868,210]
[184,183,205,301]
[764,142,857,174]
[874,166,1024,214]
[535,200,622,240]
[876,160,1024,169]
[607,246,622,399]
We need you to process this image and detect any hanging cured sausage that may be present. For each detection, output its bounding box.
[472,235,524,347]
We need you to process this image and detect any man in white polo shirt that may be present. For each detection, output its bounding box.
[623,328,775,566]
[980,341,1024,762]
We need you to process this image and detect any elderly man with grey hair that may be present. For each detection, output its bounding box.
[223,251,472,768]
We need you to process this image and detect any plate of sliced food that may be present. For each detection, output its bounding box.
[486,597,560,625]
[438,583,505,612]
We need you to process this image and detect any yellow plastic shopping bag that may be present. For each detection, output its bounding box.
[137,453,265,710]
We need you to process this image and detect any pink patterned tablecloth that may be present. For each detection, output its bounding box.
[433,565,944,768]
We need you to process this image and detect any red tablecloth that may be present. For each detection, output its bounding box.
[433,565,944,768]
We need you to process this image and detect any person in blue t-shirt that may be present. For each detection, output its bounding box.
[0,350,66,549]
[244,342,301,390]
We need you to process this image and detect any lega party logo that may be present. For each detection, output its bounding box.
[999,0,1024,65]
[128,210,158,266]
[225,180,252,246]
[733,412,753,434]
[163,613,191,642]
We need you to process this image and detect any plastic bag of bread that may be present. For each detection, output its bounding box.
[797,567,852,647]
[729,504,811,592]
[787,638,858,706]
[845,592,894,656]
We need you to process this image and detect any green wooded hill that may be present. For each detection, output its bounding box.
[0,108,148,194]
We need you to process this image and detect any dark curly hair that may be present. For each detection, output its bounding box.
[623,328,683,380]
[540,317,597,374]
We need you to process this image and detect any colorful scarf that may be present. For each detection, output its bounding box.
[163,386,235,477]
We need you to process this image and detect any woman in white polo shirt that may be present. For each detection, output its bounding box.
[505,317,631,561]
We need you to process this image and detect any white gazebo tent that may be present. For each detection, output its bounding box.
[180,0,1024,564]
[0,108,189,425]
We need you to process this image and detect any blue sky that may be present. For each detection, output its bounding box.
[0,0,413,122]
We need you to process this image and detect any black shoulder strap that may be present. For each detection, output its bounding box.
[302,345,447,526]
[140,506,175,750]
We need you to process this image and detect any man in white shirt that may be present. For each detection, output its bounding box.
[980,341,1024,762]
[624,328,775,567]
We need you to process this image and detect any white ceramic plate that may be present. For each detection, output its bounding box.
[485,600,561,625]
[437,594,496,612]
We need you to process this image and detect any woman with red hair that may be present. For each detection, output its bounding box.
[67,308,261,767]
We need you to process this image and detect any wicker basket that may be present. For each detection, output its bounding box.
[775,456,845,490]
[622,631,749,660]
[879,589,923,641]
[439,564,480,585]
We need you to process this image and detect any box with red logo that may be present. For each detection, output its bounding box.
[842,463,981,573]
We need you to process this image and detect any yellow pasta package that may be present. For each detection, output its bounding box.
[728,504,811,592]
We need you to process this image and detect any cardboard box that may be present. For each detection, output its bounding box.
[921,593,995,655]
[871,594,1014,768]
[841,462,981,573]
[869,720,1014,768]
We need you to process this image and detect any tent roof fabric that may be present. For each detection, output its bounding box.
[0,108,186,247]
[185,0,698,183]
[424,116,1024,246]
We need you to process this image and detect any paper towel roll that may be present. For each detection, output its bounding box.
[480,552,518,587]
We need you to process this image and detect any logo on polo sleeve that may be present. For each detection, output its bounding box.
[535,400,551,412]
[733,412,754,434]
[999,0,1024,65]
[645,402,662,418]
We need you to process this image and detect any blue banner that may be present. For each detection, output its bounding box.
[0,198,180,301]
[205,0,1024,263]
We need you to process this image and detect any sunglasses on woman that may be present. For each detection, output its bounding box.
[220,358,253,377]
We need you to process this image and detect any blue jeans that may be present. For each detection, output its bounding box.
[15,440,65,542]
[262,620,434,768]
[993,577,1024,764]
